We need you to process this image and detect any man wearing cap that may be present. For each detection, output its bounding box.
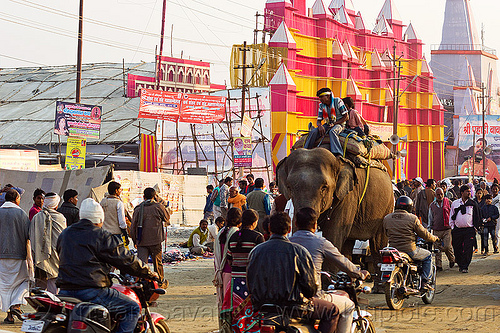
[57,198,158,333]
[304,87,349,156]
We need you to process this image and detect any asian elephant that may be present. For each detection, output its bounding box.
[277,147,394,279]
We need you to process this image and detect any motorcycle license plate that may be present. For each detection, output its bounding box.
[21,320,45,333]
[381,264,395,271]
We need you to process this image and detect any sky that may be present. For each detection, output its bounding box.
[1,0,500,85]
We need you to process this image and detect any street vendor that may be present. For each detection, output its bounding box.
[304,87,349,156]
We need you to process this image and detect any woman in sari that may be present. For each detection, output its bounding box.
[222,209,264,333]
[214,208,242,332]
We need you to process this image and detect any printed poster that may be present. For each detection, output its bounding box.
[55,101,101,139]
[457,115,500,182]
[65,137,86,170]
[180,93,226,123]
[138,89,182,122]
[240,113,254,137]
[138,88,226,123]
[233,137,252,167]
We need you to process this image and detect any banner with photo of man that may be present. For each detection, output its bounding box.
[55,101,102,139]
[458,115,500,182]
[233,137,252,167]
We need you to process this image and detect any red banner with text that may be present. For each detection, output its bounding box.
[138,88,226,123]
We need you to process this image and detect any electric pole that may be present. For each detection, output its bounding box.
[234,41,254,119]
[156,0,167,90]
[481,82,486,177]
[76,0,83,103]
[392,42,403,181]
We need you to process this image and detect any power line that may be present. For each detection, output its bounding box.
[0,54,47,66]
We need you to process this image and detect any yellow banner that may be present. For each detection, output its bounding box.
[65,137,86,170]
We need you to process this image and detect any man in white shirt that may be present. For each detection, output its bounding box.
[491,184,500,253]
[449,185,481,273]
[207,217,224,246]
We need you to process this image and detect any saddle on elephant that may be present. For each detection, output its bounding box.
[294,128,394,172]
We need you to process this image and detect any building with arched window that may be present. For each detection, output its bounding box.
[127,55,225,97]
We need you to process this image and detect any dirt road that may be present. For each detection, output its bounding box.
[1,252,499,333]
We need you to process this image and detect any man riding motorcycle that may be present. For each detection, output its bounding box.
[247,212,339,333]
[290,207,370,333]
[56,198,159,333]
[383,196,439,291]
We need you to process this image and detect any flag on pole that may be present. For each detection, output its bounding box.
[139,133,158,172]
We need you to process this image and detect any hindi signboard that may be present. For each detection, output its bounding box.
[55,101,101,139]
[0,149,39,171]
[233,137,252,167]
[65,137,87,170]
[180,94,226,123]
[138,89,182,122]
[138,88,226,123]
[458,115,500,182]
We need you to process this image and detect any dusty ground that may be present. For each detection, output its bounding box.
[1,244,499,333]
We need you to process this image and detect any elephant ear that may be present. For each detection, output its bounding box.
[335,164,355,202]
[276,157,290,199]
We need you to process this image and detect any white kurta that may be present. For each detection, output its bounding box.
[0,259,29,311]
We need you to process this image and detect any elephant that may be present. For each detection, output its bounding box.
[277,147,394,286]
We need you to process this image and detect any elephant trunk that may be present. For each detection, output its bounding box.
[290,191,326,218]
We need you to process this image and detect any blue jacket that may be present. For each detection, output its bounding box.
[204,194,214,213]
[480,204,499,227]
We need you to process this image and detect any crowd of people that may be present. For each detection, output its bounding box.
[393,177,499,274]
[209,205,369,333]
[0,181,169,329]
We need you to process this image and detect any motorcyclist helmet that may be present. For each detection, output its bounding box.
[395,195,413,213]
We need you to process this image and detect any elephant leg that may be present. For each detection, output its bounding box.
[369,225,388,294]
[321,208,355,272]
[341,238,355,261]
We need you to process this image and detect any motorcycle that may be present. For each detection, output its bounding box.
[21,272,169,333]
[255,272,374,333]
[321,271,375,333]
[379,242,437,310]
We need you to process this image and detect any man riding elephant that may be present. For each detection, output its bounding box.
[304,87,349,156]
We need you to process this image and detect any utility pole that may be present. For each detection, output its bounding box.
[156,0,167,90]
[76,0,84,103]
[392,42,403,181]
[234,41,254,119]
[481,82,486,177]
[253,12,266,44]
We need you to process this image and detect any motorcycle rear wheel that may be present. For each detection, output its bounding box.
[422,266,436,304]
[353,317,376,333]
[154,319,171,333]
[384,267,405,310]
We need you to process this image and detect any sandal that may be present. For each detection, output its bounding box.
[9,308,23,321]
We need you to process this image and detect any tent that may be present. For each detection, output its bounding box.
[0,165,112,212]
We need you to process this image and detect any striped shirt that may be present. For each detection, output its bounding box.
[317,97,347,124]
[227,229,265,278]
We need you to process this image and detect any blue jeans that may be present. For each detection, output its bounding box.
[59,288,141,333]
[482,226,498,252]
[408,247,432,282]
[304,124,344,155]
